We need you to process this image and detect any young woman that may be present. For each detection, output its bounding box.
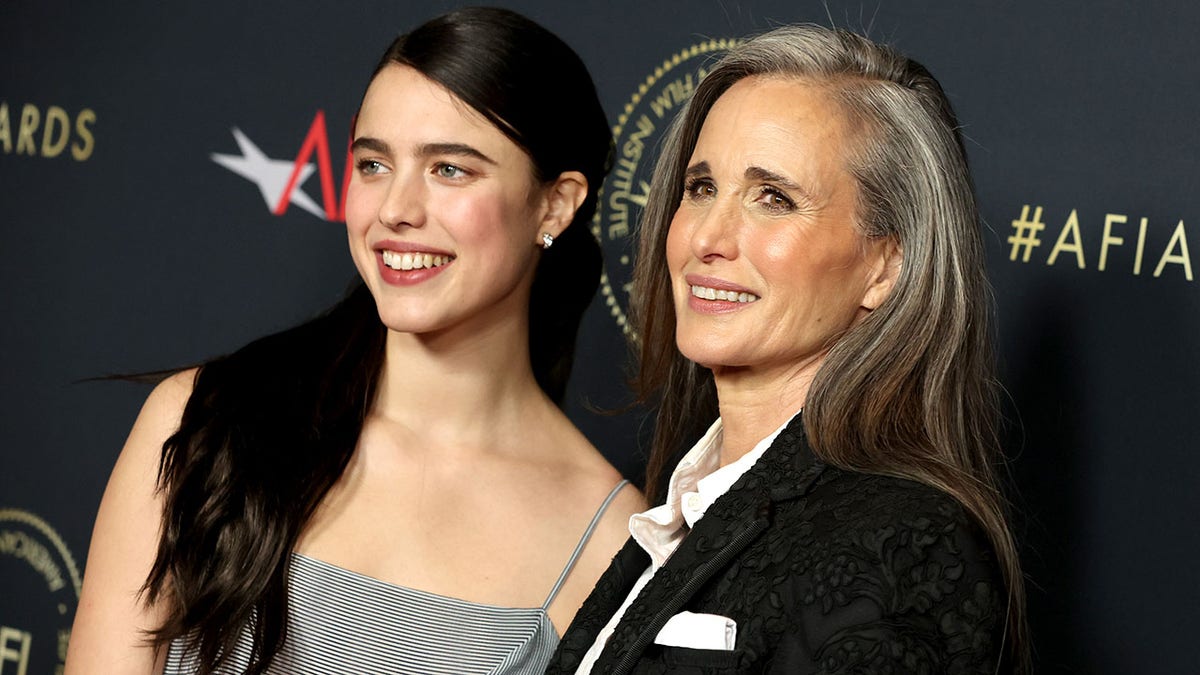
[66,8,643,674]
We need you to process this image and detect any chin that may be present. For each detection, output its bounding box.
[675,339,732,371]
[370,303,435,335]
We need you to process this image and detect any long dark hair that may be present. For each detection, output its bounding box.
[144,8,610,672]
[631,25,1028,671]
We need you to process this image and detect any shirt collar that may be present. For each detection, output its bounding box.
[628,410,800,567]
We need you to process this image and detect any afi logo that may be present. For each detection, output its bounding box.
[211,111,352,221]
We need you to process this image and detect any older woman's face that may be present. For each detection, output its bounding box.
[666,76,896,380]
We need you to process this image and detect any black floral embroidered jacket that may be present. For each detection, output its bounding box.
[546,414,1006,674]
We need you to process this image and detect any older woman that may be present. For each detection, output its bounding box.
[548,25,1027,674]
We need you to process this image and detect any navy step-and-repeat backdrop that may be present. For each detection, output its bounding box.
[3,1,1197,672]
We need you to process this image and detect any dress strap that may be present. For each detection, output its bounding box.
[542,479,631,609]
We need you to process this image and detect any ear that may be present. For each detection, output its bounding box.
[536,170,588,244]
[861,237,902,311]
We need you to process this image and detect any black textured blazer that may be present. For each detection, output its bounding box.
[546,414,1007,674]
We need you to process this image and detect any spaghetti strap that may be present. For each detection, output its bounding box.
[542,479,631,609]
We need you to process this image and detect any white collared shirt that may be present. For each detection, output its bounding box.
[573,412,798,674]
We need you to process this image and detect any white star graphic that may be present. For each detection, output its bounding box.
[211,128,326,219]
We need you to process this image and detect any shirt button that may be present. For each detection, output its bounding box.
[685,493,702,511]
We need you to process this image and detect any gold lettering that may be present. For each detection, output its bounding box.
[72,109,96,161]
[1098,213,1126,271]
[41,106,70,158]
[607,209,629,240]
[1134,217,1148,275]
[621,136,643,161]
[606,156,639,239]
[1153,220,1193,280]
[16,104,39,155]
[609,156,636,194]
[0,626,31,675]
[0,102,10,154]
[621,114,654,161]
[648,73,697,119]
[1046,209,1086,269]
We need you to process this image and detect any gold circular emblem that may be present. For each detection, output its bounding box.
[594,39,739,336]
[0,508,82,672]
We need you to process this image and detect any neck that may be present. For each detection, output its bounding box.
[712,359,816,467]
[372,310,548,448]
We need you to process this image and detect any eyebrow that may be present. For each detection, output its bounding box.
[350,138,498,166]
[417,142,497,165]
[744,165,805,193]
[351,137,390,154]
[683,161,711,179]
[685,161,816,201]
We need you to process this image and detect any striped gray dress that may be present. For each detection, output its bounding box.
[162,480,629,675]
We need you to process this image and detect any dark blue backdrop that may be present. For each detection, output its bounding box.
[3,1,1197,672]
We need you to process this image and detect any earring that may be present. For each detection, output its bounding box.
[541,232,555,250]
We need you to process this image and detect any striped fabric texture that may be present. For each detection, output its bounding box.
[162,480,629,674]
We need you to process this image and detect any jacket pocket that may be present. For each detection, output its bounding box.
[659,645,744,669]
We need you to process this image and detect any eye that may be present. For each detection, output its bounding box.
[683,177,716,202]
[756,186,795,213]
[356,159,388,176]
[434,163,468,180]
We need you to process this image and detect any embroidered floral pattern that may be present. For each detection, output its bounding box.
[548,415,1005,674]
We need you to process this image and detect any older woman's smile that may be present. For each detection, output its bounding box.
[685,273,760,309]
[689,284,759,302]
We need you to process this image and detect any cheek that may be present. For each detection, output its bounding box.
[665,211,690,273]
[343,180,376,235]
[438,188,531,255]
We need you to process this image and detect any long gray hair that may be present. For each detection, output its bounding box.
[631,24,1027,669]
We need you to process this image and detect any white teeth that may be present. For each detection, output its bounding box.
[381,250,453,271]
[690,284,758,303]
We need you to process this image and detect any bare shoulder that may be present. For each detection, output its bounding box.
[104,369,196,491]
[533,406,646,554]
[140,368,196,428]
[586,478,645,561]
[64,368,197,674]
[106,367,197,514]
[543,456,645,632]
[553,430,646,527]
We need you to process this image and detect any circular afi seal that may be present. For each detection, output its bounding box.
[0,508,82,674]
[593,38,738,336]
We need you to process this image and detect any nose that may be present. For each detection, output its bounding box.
[377,170,427,230]
[688,196,740,262]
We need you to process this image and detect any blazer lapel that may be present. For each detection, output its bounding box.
[593,414,825,675]
[547,537,649,674]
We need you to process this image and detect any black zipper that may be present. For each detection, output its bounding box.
[609,515,770,675]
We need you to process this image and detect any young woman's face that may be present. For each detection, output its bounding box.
[345,64,549,338]
[665,76,896,380]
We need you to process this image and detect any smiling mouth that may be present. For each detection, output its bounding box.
[690,284,759,303]
[381,250,454,271]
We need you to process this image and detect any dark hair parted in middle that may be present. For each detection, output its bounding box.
[630,25,1028,671]
[143,8,612,673]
